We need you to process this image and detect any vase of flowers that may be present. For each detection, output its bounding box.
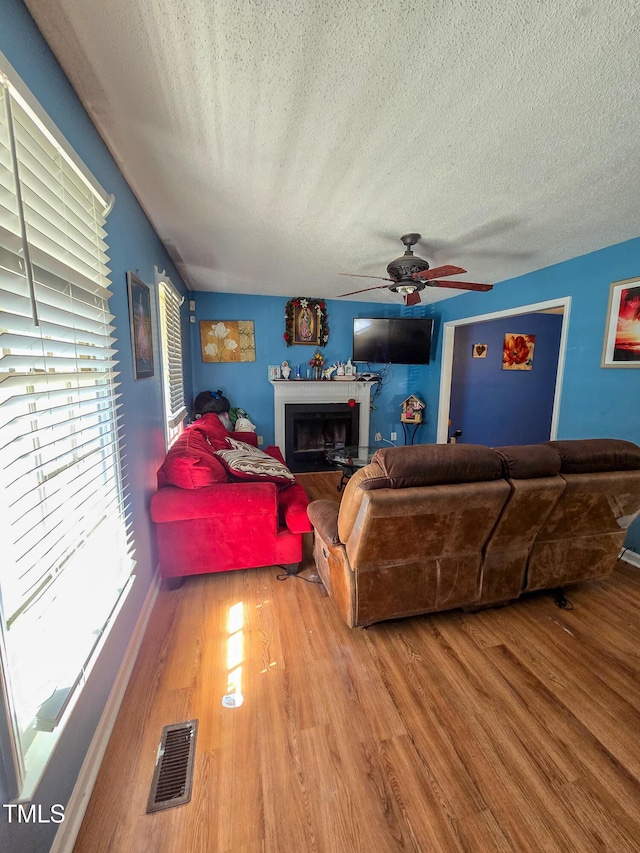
[308,351,325,380]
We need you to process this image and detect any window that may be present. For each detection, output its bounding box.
[0,53,133,797]
[156,268,187,446]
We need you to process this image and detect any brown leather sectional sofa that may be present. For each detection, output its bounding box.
[307,439,640,627]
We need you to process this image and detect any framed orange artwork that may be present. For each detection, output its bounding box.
[502,333,535,370]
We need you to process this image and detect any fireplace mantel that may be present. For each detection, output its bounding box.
[270,380,372,456]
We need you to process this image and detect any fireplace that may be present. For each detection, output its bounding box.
[270,379,372,465]
[285,403,360,472]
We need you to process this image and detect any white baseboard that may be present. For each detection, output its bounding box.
[621,548,640,569]
[50,569,161,853]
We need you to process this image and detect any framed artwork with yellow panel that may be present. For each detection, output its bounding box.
[200,321,256,362]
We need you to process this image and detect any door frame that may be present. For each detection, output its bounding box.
[436,297,572,444]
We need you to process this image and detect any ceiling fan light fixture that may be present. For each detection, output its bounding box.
[386,233,431,282]
[395,284,417,295]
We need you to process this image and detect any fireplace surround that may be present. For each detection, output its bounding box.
[270,380,372,469]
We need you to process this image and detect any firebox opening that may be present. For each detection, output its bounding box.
[285,403,360,473]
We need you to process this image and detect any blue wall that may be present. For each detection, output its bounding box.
[449,312,564,446]
[424,237,640,551]
[1,3,191,850]
[189,293,432,446]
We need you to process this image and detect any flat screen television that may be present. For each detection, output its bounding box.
[352,317,434,365]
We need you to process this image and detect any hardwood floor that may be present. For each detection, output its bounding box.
[74,472,640,852]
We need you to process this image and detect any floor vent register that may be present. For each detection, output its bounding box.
[146,720,198,813]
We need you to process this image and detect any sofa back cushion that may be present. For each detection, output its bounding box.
[192,412,235,449]
[527,439,640,591]
[546,438,640,473]
[158,424,229,489]
[366,443,503,490]
[477,444,565,607]
[338,444,503,545]
[494,444,561,479]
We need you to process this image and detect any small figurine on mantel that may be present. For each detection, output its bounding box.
[322,364,337,380]
[401,394,425,424]
[281,360,291,380]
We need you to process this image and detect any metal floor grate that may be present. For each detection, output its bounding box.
[146,720,198,813]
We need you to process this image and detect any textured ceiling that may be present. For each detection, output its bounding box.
[25,0,640,305]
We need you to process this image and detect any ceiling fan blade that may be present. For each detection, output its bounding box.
[429,280,493,291]
[405,290,422,306]
[412,264,466,281]
[338,273,394,281]
[338,283,392,297]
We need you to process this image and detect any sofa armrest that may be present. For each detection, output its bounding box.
[307,500,341,545]
[150,481,278,523]
[278,484,313,534]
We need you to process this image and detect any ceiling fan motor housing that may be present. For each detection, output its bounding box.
[387,233,428,291]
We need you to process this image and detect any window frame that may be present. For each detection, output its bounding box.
[0,50,132,800]
[155,266,187,447]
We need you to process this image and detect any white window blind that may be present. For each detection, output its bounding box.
[0,58,132,793]
[157,274,187,439]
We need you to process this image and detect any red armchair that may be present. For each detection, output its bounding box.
[150,414,312,585]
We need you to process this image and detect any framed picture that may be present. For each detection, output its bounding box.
[472,343,488,358]
[200,320,256,362]
[268,364,281,380]
[284,297,329,347]
[602,277,640,367]
[127,271,154,379]
[502,333,535,370]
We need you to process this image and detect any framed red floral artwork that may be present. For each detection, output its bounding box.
[502,333,535,370]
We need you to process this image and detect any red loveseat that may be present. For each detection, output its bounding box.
[150,414,312,585]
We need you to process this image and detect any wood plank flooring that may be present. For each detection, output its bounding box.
[74,471,640,852]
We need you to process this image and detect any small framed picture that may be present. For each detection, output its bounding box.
[472,343,488,358]
[268,364,281,380]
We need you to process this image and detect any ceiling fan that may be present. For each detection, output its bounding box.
[338,233,493,306]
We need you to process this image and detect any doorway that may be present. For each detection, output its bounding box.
[436,298,571,445]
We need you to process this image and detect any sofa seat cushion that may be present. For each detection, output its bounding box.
[215,438,296,487]
[158,424,228,489]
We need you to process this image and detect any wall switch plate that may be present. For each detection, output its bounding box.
[257,435,264,445]
[189,315,195,323]
[391,432,397,441]
[375,432,382,441]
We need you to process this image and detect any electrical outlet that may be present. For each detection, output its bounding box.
[257,435,264,446]
[375,432,382,441]
[390,431,397,441]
